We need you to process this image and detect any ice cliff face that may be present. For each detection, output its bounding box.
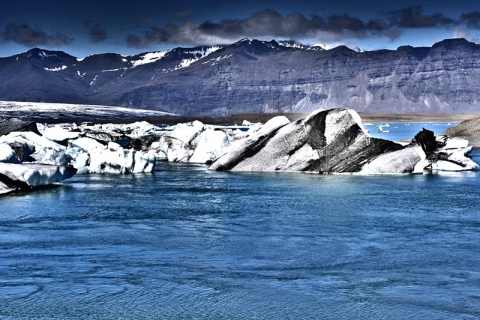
[1,38,480,117]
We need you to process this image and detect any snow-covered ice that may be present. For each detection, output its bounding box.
[0,163,77,194]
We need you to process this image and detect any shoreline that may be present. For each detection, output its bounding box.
[98,112,480,126]
[3,110,479,125]
[357,112,479,123]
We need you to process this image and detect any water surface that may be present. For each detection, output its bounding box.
[0,125,479,319]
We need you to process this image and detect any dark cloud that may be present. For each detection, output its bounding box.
[126,7,480,48]
[84,21,108,43]
[2,22,73,47]
[126,34,143,48]
[460,11,480,29]
[127,9,374,48]
[197,10,325,39]
[389,6,454,28]
[327,14,366,33]
[169,8,193,17]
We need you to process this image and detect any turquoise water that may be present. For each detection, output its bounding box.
[0,123,479,319]
[367,121,458,142]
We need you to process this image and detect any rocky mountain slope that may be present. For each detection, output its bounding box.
[1,38,480,117]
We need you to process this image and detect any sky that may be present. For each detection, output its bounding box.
[1,0,480,58]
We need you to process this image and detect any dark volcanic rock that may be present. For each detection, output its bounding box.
[2,39,480,117]
[413,128,437,155]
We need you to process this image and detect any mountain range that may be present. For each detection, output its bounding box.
[1,38,480,117]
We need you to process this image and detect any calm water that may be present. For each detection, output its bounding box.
[1,123,480,319]
[366,121,459,141]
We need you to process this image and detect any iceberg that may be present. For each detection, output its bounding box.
[68,138,155,174]
[0,163,77,194]
[2,108,475,182]
[42,126,80,144]
[159,120,205,162]
[209,108,478,174]
[0,131,70,165]
[0,143,21,164]
[189,130,230,164]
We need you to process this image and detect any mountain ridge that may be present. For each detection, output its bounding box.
[1,38,479,117]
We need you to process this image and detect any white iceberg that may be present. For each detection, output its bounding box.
[68,138,155,174]
[0,131,68,164]
[42,126,80,143]
[189,130,230,164]
[359,145,426,174]
[209,115,291,171]
[0,143,21,164]
[159,120,205,162]
[0,163,77,194]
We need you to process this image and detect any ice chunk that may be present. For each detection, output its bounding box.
[43,126,80,143]
[159,121,205,162]
[0,143,21,164]
[0,163,77,194]
[189,130,230,164]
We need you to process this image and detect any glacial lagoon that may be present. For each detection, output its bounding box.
[1,122,479,319]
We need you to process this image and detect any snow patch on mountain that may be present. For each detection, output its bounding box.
[101,68,122,72]
[89,75,98,86]
[174,46,221,70]
[279,41,306,49]
[202,54,233,66]
[132,51,167,67]
[27,50,56,59]
[44,65,68,72]
[308,43,328,51]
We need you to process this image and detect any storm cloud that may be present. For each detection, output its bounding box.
[2,23,73,47]
[84,21,108,43]
[126,7,480,48]
[389,6,455,28]
[126,9,396,48]
[460,11,480,30]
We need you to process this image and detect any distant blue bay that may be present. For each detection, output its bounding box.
[367,121,458,141]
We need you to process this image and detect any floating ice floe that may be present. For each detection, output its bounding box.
[0,163,77,194]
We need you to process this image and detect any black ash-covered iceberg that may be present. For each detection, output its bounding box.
[209,108,478,173]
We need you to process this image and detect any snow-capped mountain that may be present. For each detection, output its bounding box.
[1,38,480,117]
